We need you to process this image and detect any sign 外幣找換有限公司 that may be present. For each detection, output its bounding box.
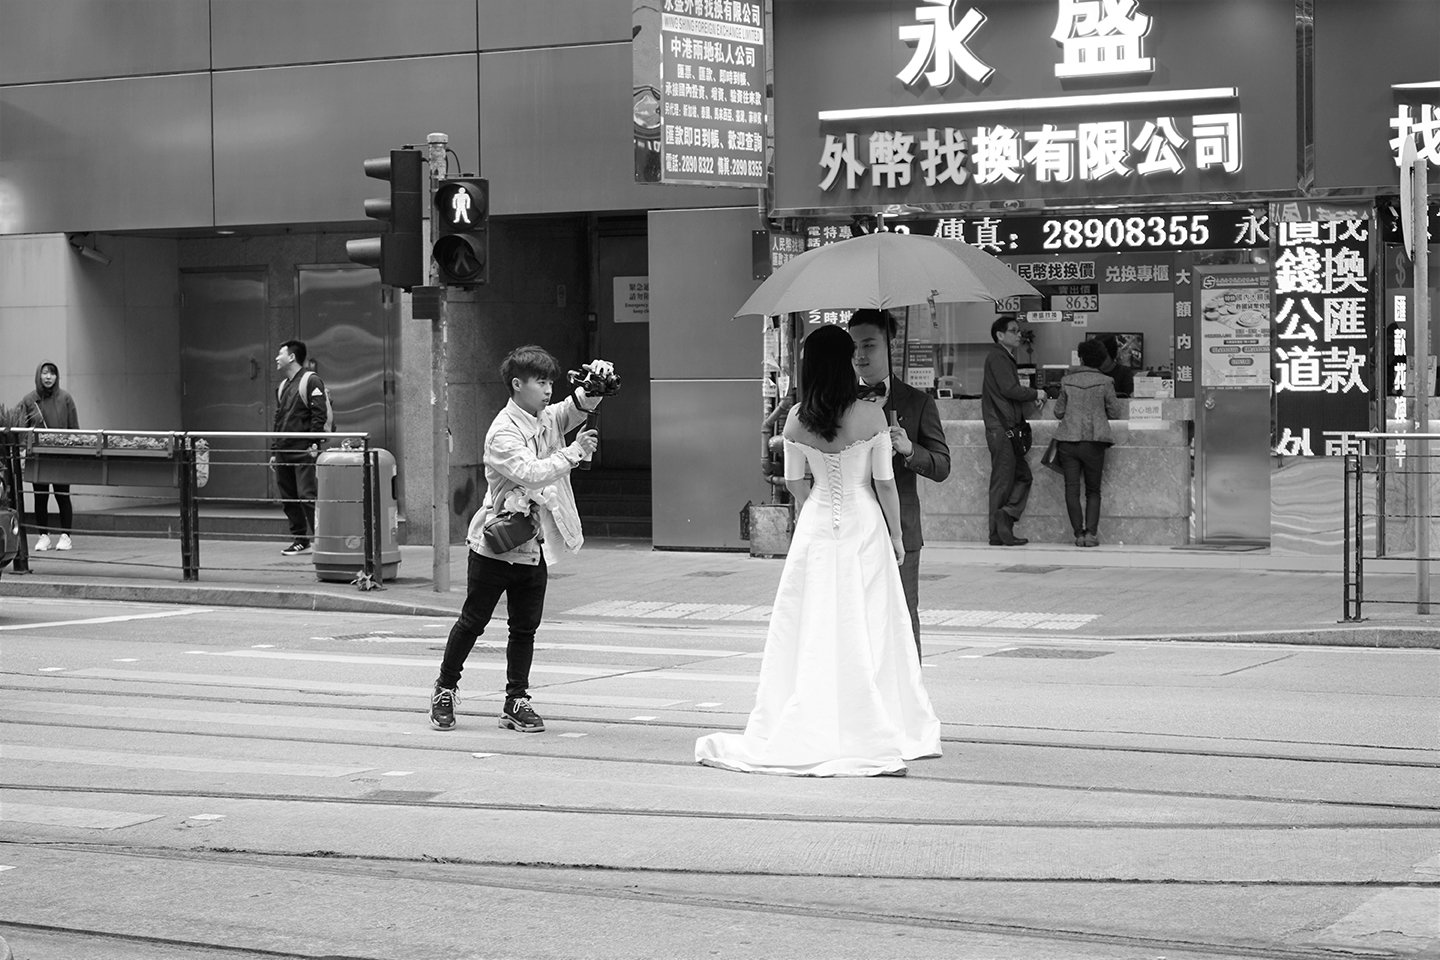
[632,1,767,188]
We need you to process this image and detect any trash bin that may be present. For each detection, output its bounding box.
[746,501,793,559]
[314,447,400,583]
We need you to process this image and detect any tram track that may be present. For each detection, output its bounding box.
[4,716,1439,816]
[3,678,1436,769]
[1,842,1433,960]
[3,781,1437,828]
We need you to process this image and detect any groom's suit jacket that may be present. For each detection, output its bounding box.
[883,379,952,553]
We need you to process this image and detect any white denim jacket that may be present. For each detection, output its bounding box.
[466,396,594,566]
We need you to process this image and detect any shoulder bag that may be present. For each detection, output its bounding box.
[1006,420,1032,457]
[1040,436,1063,472]
[481,508,537,553]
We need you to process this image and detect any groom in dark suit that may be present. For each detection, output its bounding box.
[848,309,952,657]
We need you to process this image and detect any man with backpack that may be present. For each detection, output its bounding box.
[271,339,331,556]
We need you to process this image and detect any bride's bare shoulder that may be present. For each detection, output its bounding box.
[845,401,887,431]
[781,405,809,443]
[831,402,887,447]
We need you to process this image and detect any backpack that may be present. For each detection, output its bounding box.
[279,370,336,432]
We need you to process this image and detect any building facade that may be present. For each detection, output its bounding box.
[1,0,1437,552]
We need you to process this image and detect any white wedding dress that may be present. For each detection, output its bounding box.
[695,431,942,777]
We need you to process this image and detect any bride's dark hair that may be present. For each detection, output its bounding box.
[797,324,857,442]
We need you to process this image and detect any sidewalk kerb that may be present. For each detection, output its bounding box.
[0,579,458,618]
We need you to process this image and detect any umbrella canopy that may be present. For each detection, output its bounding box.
[734,231,1041,317]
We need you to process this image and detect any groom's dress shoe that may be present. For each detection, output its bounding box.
[995,511,1028,546]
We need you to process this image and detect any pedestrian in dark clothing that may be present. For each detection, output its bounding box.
[270,340,328,556]
[1097,334,1136,398]
[1054,339,1125,547]
[982,316,1040,546]
[21,361,80,551]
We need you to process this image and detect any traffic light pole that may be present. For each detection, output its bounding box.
[427,132,451,593]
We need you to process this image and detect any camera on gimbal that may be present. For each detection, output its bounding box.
[568,363,622,398]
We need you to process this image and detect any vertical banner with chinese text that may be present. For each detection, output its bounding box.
[1272,217,1375,457]
[633,0,767,187]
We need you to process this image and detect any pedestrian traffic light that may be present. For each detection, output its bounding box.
[432,177,489,286]
[346,148,424,290]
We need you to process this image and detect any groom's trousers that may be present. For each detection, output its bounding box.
[899,549,921,658]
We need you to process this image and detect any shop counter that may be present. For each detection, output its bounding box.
[918,399,1194,546]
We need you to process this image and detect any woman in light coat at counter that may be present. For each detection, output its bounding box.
[1054,339,1125,547]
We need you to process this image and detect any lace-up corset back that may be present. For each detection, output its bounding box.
[784,431,894,530]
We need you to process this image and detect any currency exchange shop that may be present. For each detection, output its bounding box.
[739,0,1440,555]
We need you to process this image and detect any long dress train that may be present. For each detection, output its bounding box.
[695,431,942,777]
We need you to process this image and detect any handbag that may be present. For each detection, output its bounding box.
[481,509,538,554]
[1040,437,1063,473]
[1006,421,1033,456]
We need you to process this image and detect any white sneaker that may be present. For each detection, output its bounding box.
[33,534,51,551]
[56,534,72,551]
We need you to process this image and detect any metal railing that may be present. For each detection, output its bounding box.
[1,427,388,589]
[1343,432,1440,621]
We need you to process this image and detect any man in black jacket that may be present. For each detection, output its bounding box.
[271,339,329,556]
[983,316,1040,546]
[849,309,951,657]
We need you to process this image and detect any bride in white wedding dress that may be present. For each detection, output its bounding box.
[695,324,942,777]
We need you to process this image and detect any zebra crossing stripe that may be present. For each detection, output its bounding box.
[563,602,1095,629]
[0,802,163,830]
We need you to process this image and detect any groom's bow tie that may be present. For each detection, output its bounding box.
[857,381,887,401]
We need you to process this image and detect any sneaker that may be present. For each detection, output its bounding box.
[430,685,458,731]
[56,534,72,551]
[500,696,545,733]
[33,534,51,551]
[280,539,311,556]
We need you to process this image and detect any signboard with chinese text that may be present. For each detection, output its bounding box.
[1314,1,1440,189]
[1195,267,1271,389]
[752,229,805,279]
[773,1,1295,212]
[613,276,650,323]
[800,209,1268,255]
[1271,219,1375,456]
[634,0,768,187]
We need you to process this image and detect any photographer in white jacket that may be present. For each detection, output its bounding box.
[429,345,615,734]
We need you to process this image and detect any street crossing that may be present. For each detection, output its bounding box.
[2,598,1436,959]
[560,599,1099,630]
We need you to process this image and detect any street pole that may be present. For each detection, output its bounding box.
[427,132,451,593]
[1413,154,1431,613]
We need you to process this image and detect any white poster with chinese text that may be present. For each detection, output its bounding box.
[1195,268,1271,388]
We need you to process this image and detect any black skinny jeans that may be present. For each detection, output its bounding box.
[1056,440,1107,537]
[31,482,73,535]
[437,551,547,701]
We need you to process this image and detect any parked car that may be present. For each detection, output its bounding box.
[0,458,20,575]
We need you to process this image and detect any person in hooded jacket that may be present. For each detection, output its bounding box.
[21,362,81,551]
[1053,339,1125,547]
